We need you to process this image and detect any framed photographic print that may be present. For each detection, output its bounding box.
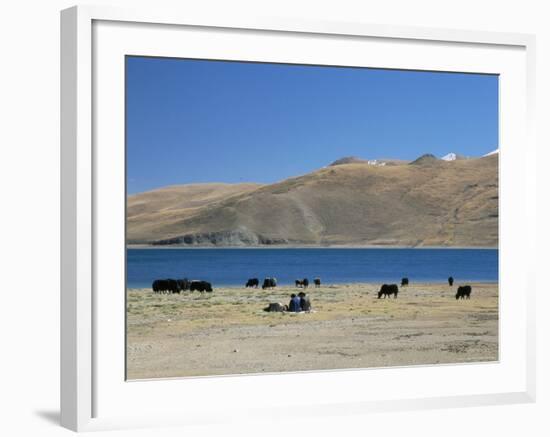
[61,5,536,432]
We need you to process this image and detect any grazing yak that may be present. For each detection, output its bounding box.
[448,276,454,286]
[262,277,277,290]
[177,278,190,292]
[152,279,164,293]
[245,278,259,288]
[151,279,163,293]
[314,278,321,288]
[263,302,287,312]
[153,278,191,293]
[295,278,309,288]
[455,285,472,300]
[152,279,179,294]
[378,283,399,299]
[190,280,213,292]
[401,277,409,286]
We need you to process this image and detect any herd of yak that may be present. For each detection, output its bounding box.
[381,276,472,299]
[151,275,473,300]
[245,277,321,289]
[152,278,212,293]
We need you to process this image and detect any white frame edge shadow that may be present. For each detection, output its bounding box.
[60,4,537,432]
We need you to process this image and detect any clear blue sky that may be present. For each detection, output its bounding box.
[126,56,498,194]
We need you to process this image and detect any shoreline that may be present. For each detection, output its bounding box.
[127,244,499,250]
[127,280,499,291]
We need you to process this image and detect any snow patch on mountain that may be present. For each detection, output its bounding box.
[483,149,499,157]
[441,153,458,161]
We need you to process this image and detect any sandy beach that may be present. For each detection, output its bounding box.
[126,282,498,379]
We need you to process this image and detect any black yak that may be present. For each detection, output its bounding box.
[190,280,213,292]
[152,279,178,294]
[152,279,163,293]
[401,277,409,286]
[455,285,472,300]
[262,277,277,290]
[378,283,399,299]
[245,278,259,288]
[263,302,287,312]
[177,278,190,292]
[166,279,179,294]
[448,276,454,286]
[314,278,321,288]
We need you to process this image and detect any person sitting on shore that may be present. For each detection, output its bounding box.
[298,291,312,312]
[288,293,301,313]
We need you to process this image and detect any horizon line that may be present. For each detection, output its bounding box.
[127,151,499,195]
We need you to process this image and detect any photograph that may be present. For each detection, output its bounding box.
[125,56,499,380]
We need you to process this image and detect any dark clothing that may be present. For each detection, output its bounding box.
[289,296,301,312]
[264,302,285,312]
[300,296,312,312]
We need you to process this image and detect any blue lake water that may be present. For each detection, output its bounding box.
[126,248,498,289]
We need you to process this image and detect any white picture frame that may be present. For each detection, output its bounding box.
[60,5,537,432]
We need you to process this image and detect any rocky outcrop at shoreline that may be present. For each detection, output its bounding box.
[151,229,290,246]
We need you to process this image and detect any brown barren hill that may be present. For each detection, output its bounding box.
[127,183,263,244]
[127,155,498,247]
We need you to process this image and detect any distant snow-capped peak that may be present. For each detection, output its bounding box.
[367,159,386,166]
[483,149,499,157]
[441,153,458,161]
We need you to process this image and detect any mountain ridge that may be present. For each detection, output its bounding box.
[127,154,498,248]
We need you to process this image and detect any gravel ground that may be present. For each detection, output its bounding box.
[126,282,498,379]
